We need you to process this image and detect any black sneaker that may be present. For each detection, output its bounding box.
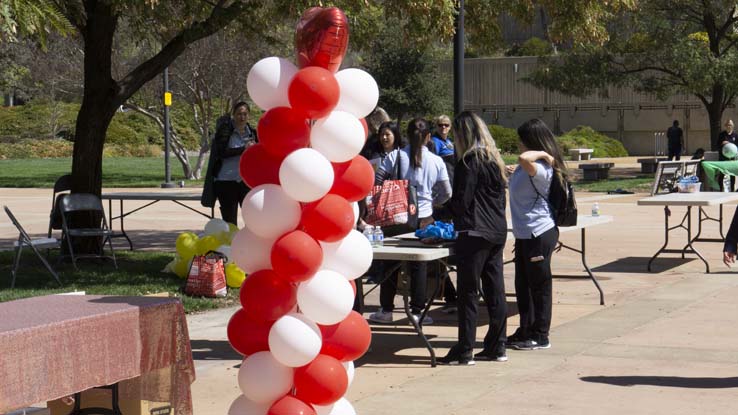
[513,338,551,351]
[437,349,475,366]
[506,330,527,349]
[474,345,508,362]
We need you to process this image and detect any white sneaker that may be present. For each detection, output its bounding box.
[410,314,433,325]
[368,310,394,324]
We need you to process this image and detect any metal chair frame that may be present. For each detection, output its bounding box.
[59,194,118,270]
[4,206,62,288]
[49,174,72,238]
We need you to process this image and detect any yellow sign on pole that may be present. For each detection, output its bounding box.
[164,92,172,106]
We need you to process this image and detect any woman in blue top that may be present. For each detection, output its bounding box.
[508,118,567,351]
[368,118,452,326]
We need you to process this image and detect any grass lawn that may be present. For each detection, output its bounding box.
[0,249,239,313]
[0,157,205,188]
[575,177,654,193]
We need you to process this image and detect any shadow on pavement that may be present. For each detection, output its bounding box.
[190,339,242,361]
[592,256,695,273]
[580,375,738,389]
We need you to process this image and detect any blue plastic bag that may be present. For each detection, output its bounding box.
[415,221,457,240]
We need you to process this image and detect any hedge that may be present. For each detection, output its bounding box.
[0,139,161,159]
[557,126,628,158]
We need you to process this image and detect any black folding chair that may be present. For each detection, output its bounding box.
[59,194,117,270]
[48,174,72,238]
[4,206,62,288]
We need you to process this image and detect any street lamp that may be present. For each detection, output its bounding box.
[454,0,465,116]
[161,67,175,188]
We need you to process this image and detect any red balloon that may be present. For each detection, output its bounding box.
[294,355,348,406]
[288,67,339,120]
[319,311,372,361]
[271,230,323,283]
[301,194,354,242]
[268,395,316,415]
[239,143,284,188]
[240,270,297,322]
[295,7,349,73]
[227,308,273,356]
[360,118,368,140]
[257,107,311,158]
[330,156,375,202]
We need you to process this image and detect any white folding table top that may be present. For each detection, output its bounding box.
[637,192,738,207]
[101,191,203,201]
[372,243,451,261]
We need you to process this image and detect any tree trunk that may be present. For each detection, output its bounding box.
[707,103,724,152]
[71,2,117,196]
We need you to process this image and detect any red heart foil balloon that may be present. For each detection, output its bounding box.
[295,7,349,73]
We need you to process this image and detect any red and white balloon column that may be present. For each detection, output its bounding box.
[227,7,376,415]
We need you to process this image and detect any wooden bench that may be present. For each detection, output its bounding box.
[579,163,614,181]
[569,148,594,161]
[637,157,668,174]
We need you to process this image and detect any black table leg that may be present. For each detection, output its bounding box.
[649,206,710,273]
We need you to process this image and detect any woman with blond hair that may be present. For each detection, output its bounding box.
[438,111,509,365]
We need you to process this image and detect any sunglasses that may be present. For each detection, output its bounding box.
[438,123,450,127]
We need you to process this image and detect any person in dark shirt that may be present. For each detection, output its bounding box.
[666,120,683,161]
[718,119,737,160]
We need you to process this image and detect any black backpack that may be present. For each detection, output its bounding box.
[529,173,578,227]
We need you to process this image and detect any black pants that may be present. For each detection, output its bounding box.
[455,234,506,353]
[668,147,681,161]
[514,227,558,342]
[214,180,249,225]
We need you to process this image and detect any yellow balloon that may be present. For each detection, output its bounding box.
[176,232,198,260]
[195,235,221,255]
[228,223,239,233]
[213,231,231,246]
[225,263,246,288]
[173,257,191,279]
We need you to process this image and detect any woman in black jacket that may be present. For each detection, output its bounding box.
[201,102,257,225]
[437,111,509,365]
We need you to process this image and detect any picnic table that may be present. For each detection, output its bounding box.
[637,192,738,273]
[101,191,214,249]
[0,294,195,415]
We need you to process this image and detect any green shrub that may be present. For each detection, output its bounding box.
[557,126,628,158]
[0,140,161,159]
[506,37,554,57]
[488,124,519,154]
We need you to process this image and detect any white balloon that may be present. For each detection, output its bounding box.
[351,202,359,226]
[315,398,356,415]
[335,68,379,118]
[241,184,301,239]
[311,111,365,163]
[269,313,322,367]
[228,395,270,415]
[342,361,355,387]
[204,218,231,236]
[297,270,354,325]
[247,57,298,111]
[231,227,275,273]
[215,244,232,262]
[279,148,334,202]
[238,352,293,404]
[320,230,373,280]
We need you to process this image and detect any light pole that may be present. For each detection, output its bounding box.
[453,0,465,116]
[161,67,175,188]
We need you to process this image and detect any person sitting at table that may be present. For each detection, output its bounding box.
[367,117,452,325]
[437,111,509,365]
[201,102,257,225]
[507,118,566,351]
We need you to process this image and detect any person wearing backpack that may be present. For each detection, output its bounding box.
[508,118,568,351]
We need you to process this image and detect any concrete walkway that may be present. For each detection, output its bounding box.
[2,188,738,414]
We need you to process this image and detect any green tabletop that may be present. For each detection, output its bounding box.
[700,161,738,189]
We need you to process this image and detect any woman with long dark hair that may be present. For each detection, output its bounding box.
[368,118,452,325]
[437,111,509,365]
[507,118,567,351]
[201,102,257,225]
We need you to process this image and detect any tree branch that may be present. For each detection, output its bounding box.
[52,0,87,34]
[114,0,256,106]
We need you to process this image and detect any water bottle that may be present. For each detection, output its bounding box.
[363,225,375,244]
[724,175,731,192]
[373,226,384,247]
[592,202,600,217]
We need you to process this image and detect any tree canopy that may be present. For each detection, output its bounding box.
[528,0,738,148]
